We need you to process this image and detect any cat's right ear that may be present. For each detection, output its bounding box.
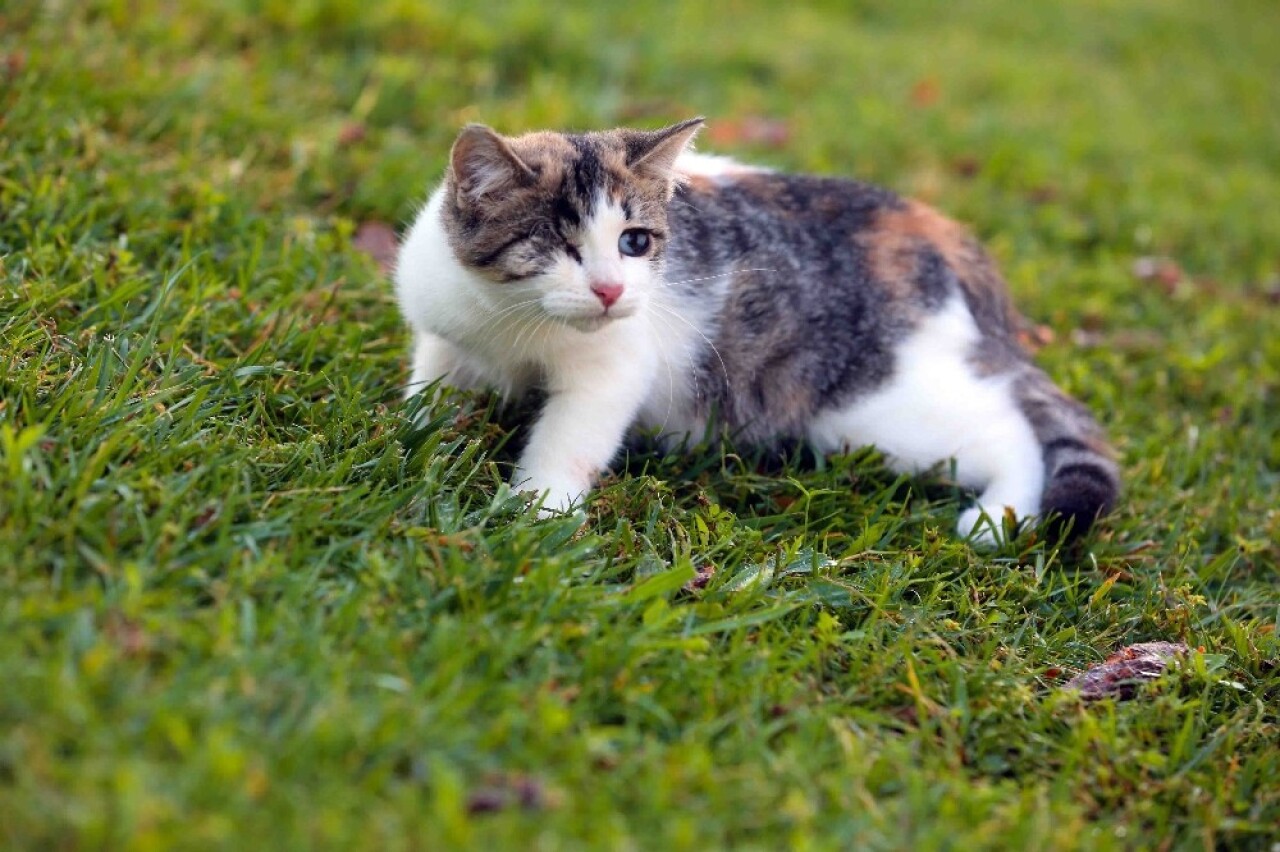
[450,124,538,203]
[625,117,705,186]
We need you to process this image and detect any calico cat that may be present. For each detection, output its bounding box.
[394,118,1119,543]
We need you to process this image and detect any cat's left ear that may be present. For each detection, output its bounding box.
[624,117,705,185]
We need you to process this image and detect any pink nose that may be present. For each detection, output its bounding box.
[591,282,624,308]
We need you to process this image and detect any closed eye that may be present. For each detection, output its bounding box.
[474,234,529,268]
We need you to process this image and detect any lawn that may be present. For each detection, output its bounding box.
[2,0,1279,848]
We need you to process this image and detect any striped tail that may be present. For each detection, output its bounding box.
[1018,370,1120,538]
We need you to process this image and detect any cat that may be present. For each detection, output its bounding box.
[393,118,1119,544]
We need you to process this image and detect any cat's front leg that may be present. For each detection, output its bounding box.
[404,331,465,400]
[407,329,513,401]
[513,349,656,514]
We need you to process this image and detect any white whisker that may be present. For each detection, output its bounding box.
[650,300,730,393]
[643,311,681,435]
[661,268,777,289]
[430,296,542,341]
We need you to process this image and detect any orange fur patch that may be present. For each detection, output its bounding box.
[864,200,1019,327]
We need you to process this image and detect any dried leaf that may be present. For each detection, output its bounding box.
[104,614,151,658]
[682,563,717,592]
[191,506,219,530]
[352,221,399,275]
[2,51,25,78]
[1016,322,1056,351]
[337,121,367,146]
[910,77,940,108]
[1026,184,1059,205]
[465,788,507,815]
[465,775,555,815]
[1063,641,1191,701]
[951,155,982,179]
[1132,256,1183,293]
[706,116,791,150]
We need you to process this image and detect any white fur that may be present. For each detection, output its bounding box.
[806,296,1045,543]
[674,151,768,180]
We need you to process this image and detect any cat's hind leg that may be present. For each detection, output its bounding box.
[806,295,1044,546]
[815,392,1044,546]
[951,414,1044,545]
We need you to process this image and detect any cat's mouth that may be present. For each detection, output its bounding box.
[552,302,639,332]
[564,314,612,333]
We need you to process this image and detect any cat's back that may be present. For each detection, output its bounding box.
[663,154,1028,438]
[669,155,1022,342]
[669,159,895,261]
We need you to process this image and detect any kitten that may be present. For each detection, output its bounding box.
[394,118,1119,543]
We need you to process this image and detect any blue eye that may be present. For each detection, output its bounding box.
[618,229,652,257]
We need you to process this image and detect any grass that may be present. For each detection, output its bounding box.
[2,0,1279,848]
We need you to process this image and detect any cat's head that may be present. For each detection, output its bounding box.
[441,118,703,331]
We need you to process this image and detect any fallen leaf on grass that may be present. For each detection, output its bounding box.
[3,51,26,78]
[190,506,219,530]
[950,155,982,178]
[1063,641,1190,701]
[466,775,555,815]
[910,77,940,108]
[1260,277,1280,305]
[1132,256,1183,293]
[1026,184,1059,205]
[336,121,367,147]
[706,116,791,149]
[352,221,399,275]
[683,563,717,592]
[1016,321,1056,352]
[104,613,151,658]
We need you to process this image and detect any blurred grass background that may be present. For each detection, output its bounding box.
[2,0,1279,848]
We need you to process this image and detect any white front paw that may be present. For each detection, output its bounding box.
[512,469,588,516]
[958,506,1009,548]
